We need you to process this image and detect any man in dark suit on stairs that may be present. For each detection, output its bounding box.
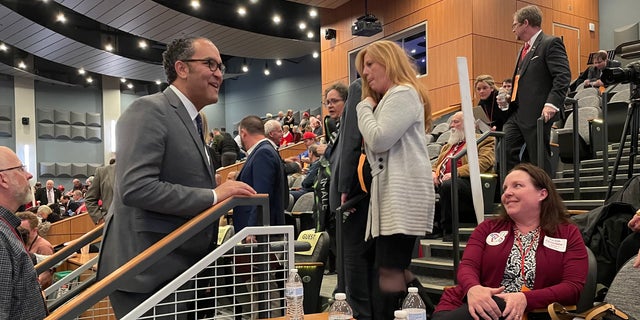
[503,4,570,176]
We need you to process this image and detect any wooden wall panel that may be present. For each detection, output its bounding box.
[472,36,520,85]
[472,0,518,40]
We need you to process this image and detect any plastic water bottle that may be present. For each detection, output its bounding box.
[402,287,427,320]
[285,268,304,320]
[328,293,353,319]
[394,310,409,320]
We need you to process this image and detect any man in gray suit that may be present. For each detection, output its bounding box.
[504,4,570,176]
[96,37,255,318]
[84,159,115,225]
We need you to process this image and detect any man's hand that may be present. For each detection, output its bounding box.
[628,211,640,232]
[215,180,256,202]
[541,105,557,123]
[467,285,504,320]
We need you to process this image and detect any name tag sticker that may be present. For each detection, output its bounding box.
[486,231,508,246]
[543,236,567,252]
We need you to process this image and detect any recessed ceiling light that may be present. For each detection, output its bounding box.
[18,61,26,69]
[56,13,66,23]
[312,51,319,59]
[78,68,85,75]
[306,31,314,39]
[275,59,282,66]
[86,77,93,83]
[249,0,258,3]
[298,22,306,30]
[155,80,161,85]
[237,6,247,16]
[127,83,133,89]
[0,43,7,51]
[105,44,113,51]
[272,14,281,24]
[138,40,147,49]
[264,69,270,76]
[190,0,200,9]
[120,78,126,83]
[309,9,317,18]
[411,49,416,54]
[242,65,249,72]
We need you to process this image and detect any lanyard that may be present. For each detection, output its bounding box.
[515,227,539,281]
[0,216,27,250]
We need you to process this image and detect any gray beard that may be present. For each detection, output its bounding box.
[447,129,465,145]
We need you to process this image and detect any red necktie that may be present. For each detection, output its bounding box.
[520,42,530,63]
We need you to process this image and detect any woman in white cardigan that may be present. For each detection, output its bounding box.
[355,40,436,318]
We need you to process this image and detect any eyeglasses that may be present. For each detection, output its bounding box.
[512,22,523,31]
[181,59,226,74]
[323,98,344,106]
[0,164,26,173]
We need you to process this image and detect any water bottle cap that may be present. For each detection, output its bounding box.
[394,310,408,317]
[290,268,298,273]
[334,293,346,300]
[407,287,418,293]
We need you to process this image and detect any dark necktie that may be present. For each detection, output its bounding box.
[195,114,205,143]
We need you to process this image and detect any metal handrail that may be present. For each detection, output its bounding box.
[36,224,104,274]
[45,194,270,320]
[563,97,581,199]
[450,130,505,278]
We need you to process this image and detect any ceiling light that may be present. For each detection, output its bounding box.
[242,58,249,72]
[272,15,281,24]
[309,9,317,18]
[312,51,319,59]
[237,6,247,16]
[120,78,126,83]
[190,0,200,9]
[127,83,133,89]
[411,49,416,54]
[249,0,258,3]
[0,43,7,51]
[105,43,113,51]
[86,77,93,83]
[18,61,26,69]
[307,31,314,39]
[264,62,270,76]
[78,68,85,75]
[138,40,147,49]
[155,80,161,85]
[275,59,282,66]
[298,22,307,30]
[56,13,66,23]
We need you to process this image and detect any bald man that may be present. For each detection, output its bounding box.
[0,146,47,318]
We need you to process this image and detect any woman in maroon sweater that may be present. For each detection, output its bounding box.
[433,163,588,320]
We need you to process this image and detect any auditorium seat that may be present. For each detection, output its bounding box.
[557,106,602,163]
[574,87,599,100]
[295,230,330,314]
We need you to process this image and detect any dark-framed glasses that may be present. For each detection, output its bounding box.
[323,98,344,106]
[0,164,26,173]
[181,59,226,74]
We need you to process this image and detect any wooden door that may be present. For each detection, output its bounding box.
[553,23,580,80]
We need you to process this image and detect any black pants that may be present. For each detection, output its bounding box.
[503,118,553,176]
[435,177,477,234]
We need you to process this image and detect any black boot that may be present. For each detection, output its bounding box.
[407,278,435,315]
[376,291,405,320]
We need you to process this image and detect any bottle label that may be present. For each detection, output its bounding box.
[285,286,304,297]
[405,308,426,320]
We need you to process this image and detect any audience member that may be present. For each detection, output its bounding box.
[583,50,609,89]
[34,179,61,205]
[265,119,301,175]
[291,125,302,143]
[17,211,55,289]
[298,131,317,164]
[283,109,295,127]
[290,144,321,202]
[67,189,87,216]
[501,78,513,92]
[37,204,61,224]
[233,115,286,235]
[85,159,115,224]
[299,111,310,129]
[431,112,495,241]
[276,111,285,124]
[475,75,510,131]
[217,129,241,167]
[96,36,256,318]
[355,40,436,318]
[0,146,48,318]
[72,178,84,192]
[503,4,570,176]
[310,116,323,137]
[59,195,71,215]
[280,124,294,146]
[432,163,588,320]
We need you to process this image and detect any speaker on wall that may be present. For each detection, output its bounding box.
[22,117,29,125]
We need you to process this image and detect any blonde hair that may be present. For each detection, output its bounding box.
[474,74,498,91]
[355,40,432,130]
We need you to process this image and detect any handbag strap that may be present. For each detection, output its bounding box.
[584,303,629,320]
[548,302,573,320]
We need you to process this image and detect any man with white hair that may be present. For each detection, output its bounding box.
[431,112,495,241]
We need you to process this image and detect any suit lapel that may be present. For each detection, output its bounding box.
[163,88,215,184]
[518,32,544,76]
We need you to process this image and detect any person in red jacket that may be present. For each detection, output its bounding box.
[433,163,588,320]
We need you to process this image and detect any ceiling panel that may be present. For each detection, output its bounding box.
[287,0,349,9]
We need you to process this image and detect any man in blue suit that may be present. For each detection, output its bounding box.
[233,115,286,236]
[97,37,256,318]
[504,4,570,176]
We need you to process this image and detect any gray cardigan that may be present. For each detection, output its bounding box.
[356,84,436,239]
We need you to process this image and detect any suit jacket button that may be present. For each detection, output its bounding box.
[379,164,384,169]
[378,157,383,162]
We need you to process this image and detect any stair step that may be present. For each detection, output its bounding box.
[553,175,628,188]
[563,199,604,210]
